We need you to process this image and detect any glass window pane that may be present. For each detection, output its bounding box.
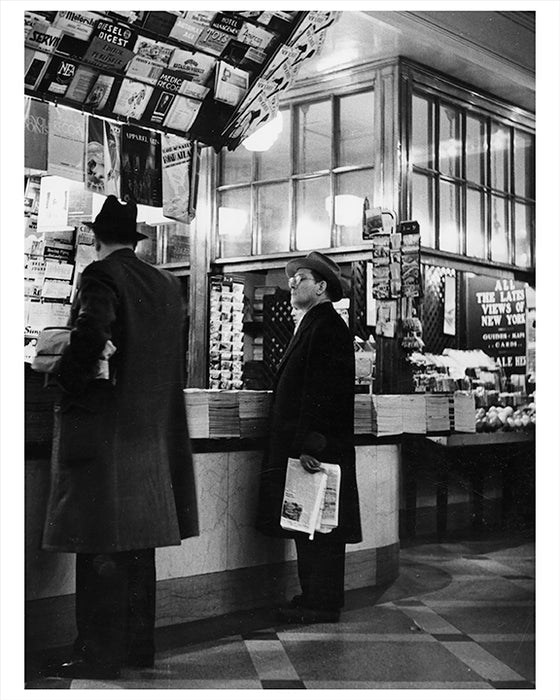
[217,188,252,257]
[514,201,533,267]
[257,183,290,254]
[162,221,190,264]
[256,109,291,180]
[334,169,373,246]
[514,130,534,199]
[339,91,374,167]
[411,171,435,248]
[466,188,486,259]
[490,195,509,263]
[411,94,434,169]
[439,180,461,253]
[296,101,331,173]
[295,177,331,250]
[490,122,510,192]
[439,104,461,178]
[220,146,252,185]
[466,114,486,185]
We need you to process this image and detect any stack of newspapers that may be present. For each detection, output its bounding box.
[280,459,341,540]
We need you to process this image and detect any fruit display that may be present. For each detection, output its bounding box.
[474,401,535,433]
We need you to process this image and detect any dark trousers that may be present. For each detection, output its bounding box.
[74,549,155,667]
[295,538,346,611]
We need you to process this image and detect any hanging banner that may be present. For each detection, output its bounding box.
[120,125,162,207]
[161,134,195,223]
[47,104,85,181]
[85,116,105,193]
[466,275,527,374]
[25,98,49,172]
[103,121,121,197]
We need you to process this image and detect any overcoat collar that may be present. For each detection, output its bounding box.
[104,248,137,261]
[274,302,333,380]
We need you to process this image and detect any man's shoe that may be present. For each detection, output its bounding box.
[125,654,155,668]
[276,605,340,624]
[41,658,120,680]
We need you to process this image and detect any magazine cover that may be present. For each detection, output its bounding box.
[112,79,154,120]
[24,98,48,172]
[85,116,105,193]
[47,104,85,182]
[120,125,162,207]
[103,121,121,197]
[161,134,195,223]
[82,18,137,73]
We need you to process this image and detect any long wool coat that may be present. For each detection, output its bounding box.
[42,248,199,553]
[256,302,362,543]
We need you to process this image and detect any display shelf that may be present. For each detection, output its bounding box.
[427,431,534,448]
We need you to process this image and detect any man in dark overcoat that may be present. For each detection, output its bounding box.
[256,251,362,623]
[42,195,198,679]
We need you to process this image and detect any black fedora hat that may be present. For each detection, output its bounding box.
[285,251,345,302]
[83,195,147,242]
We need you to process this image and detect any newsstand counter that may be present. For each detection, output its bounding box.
[25,369,400,650]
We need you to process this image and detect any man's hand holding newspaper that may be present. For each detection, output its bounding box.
[280,458,341,540]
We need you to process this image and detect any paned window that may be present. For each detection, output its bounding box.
[216,89,375,259]
[409,91,535,268]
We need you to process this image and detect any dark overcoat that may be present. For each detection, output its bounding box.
[42,248,199,553]
[256,302,362,543]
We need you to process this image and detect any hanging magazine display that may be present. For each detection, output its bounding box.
[24,9,340,152]
[120,125,162,207]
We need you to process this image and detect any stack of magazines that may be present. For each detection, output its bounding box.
[208,390,239,438]
[425,394,452,432]
[401,394,427,434]
[280,458,341,540]
[354,394,374,434]
[238,390,272,438]
[373,395,404,436]
[452,392,476,433]
[183,389,210,438]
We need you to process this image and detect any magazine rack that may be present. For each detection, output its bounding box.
[24,10,338,152]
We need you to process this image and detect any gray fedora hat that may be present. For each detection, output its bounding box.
[285,251,344,302]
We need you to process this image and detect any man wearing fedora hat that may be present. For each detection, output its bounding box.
[41,195,198,679]
[256,251,362,623]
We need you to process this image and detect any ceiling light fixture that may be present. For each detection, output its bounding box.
[242,112,284,152]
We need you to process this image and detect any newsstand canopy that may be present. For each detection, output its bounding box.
[24,9,339,152]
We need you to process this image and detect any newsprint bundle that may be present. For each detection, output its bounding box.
[280,458,341,540]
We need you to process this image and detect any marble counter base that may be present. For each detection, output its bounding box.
[25,444,401,650]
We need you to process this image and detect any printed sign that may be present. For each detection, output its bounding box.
[466,275,527,373]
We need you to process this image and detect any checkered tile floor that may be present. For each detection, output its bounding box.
[26,532,535,690]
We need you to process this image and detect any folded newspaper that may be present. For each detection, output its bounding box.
[280,458,341,540]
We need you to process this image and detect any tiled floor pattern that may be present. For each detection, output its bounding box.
[26,532,535,690]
